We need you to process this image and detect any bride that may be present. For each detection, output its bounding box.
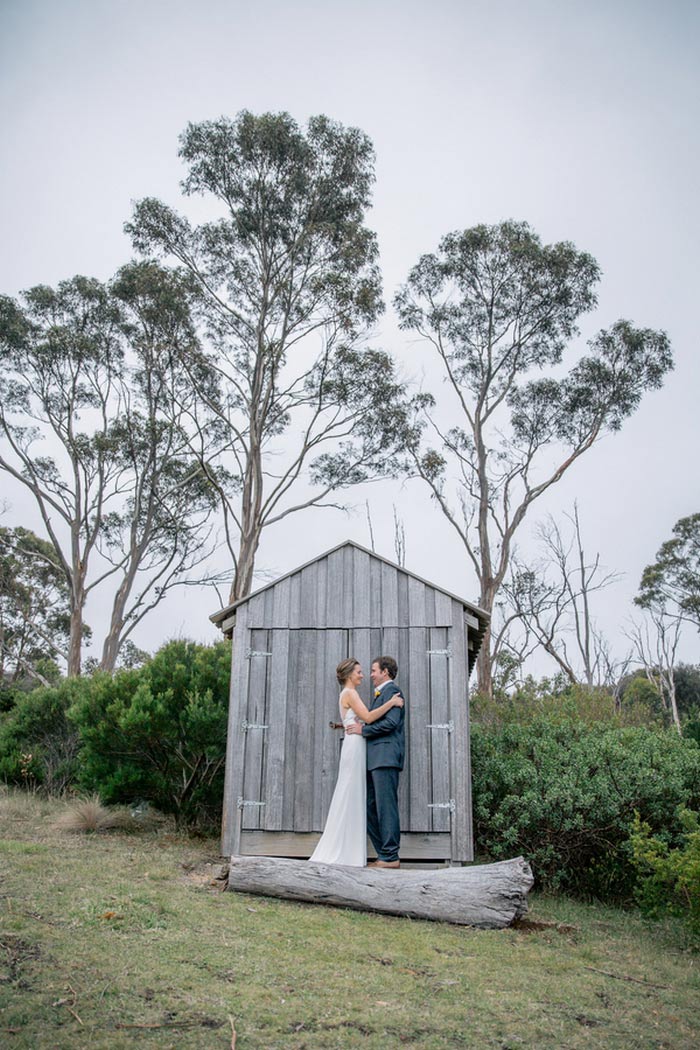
[310,658,404,866]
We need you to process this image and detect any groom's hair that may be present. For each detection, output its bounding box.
[373,655,398,680]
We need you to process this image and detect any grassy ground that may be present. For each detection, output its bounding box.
[1,789,698,1049]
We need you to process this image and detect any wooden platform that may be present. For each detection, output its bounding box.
[239,830,451,860]
[227,855,534,928]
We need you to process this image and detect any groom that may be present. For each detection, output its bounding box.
[345,655,405,868]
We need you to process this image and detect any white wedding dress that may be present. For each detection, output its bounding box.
[309,695,367,866]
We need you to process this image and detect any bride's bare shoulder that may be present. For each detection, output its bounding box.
[339,687,358,708]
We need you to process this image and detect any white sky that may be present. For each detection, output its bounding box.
[1,0,698,675]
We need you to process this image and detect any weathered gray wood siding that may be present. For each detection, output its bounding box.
[243,546,457,629]
[221,543,475,860]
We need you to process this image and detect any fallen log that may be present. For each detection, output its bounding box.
[226,855,533,928]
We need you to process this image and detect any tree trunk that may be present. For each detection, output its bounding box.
[476,580,497,697]
[101,555,142,672]
[476,627,493,697]
[231,526,262,604]
[226,855,534,928]
[229,439,264,604]
[67,602,83,677]
[100,623,122,673]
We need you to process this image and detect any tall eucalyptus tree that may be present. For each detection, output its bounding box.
[127,111,413,603]
[396,220,673,696]
[0,266,218,674]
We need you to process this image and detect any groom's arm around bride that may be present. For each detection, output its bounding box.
[346,656,405,866]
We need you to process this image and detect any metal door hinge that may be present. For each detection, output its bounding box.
[426,648,452,657]
[237,797,266,810]
[426,721,454,733]
[241,719,269,732]
[428,799,456,813]
[246,648,272,658]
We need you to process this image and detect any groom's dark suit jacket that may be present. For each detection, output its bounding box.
[361,681,406,771]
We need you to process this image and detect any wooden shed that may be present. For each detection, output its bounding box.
[211,540,489,864]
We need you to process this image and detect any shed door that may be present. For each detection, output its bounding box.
[238,626,456,834]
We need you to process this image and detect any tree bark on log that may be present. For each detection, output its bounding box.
[226,855,534,928]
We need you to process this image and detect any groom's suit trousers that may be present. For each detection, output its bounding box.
[366,766,400,862]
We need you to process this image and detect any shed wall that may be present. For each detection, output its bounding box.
[220,544,477,862]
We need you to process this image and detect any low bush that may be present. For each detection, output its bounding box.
[629,807,700,939]
[0,677,86,793]
[471,717,700,900]
[69,639,230,828]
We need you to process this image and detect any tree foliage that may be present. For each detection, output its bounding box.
[636,513,700,630]
[0,266,218,674]
[0,675,85,794]
[0,525,77,684]
[127,111,415,602]
[396,220,673,695]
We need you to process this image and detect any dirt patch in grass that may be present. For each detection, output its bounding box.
[0,934,42,987]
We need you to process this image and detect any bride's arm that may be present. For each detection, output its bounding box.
[343,688,403,724]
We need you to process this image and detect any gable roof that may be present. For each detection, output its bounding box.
[210,539,489,643]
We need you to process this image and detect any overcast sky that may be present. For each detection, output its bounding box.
[1,0,698,675]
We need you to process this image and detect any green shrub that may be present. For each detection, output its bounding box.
[629,808,700,939]
[471,718,700,900]
[69,639,230,828]
[0,678,86,794]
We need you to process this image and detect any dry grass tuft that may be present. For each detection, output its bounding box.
[53,796,135,834]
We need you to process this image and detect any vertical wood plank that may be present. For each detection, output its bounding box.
[449,603,473,862]
[289,572,302,626]
[316,556,328,629]
[341,544,354,626]
[434,588,453,625]
[369,556,382,627]
[263,584,275,626]
[381,562,399,625]
[325,549,345,626]
[352,547,371,627]
[397,572,409,627]
[294,628,316,830]
[429,626,451,832]
[245,590,265,626]
[241,629,269,830]
[312,629,330,830]
[408,576,427,626]
[263,628,290,830]
[282,630,300,829]
[319,629,347,823]
[272,575,291,628]
[369,628,383,672]
[424,586,436,627]
[407,627,430,831]
[221,605,249,856]
[299,564,318,628]
[349,628,371,706]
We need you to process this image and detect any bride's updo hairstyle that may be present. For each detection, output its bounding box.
[336,658,359,687]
